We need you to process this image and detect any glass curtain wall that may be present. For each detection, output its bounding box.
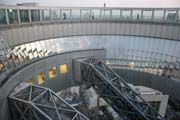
[153,10,164,21]
[9,36,180,65]
[0,9,6,24]
[111,9,120,20]
[132,10,141,20]
[71,9,80,20]
[19,10,29,22]
[178,11,180,22]
[61,9,71,20]
[91,9,101,20]
[42,9,51,21]
[1,35,180,77]
[121,10,131,20]
[102,9,111,20]
[143,10,152,20]
[52,9,60,20]
[31,10,40,22]
[8,9,18,24]
[1,8,180,24]
[81,9,91,20]
[165,10,176,21]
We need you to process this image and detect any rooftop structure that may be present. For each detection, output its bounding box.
[9,83,89,120]
[16,2,39,6]
[132,85,169,117]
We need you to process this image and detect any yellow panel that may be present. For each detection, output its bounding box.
[37,72,45,84]
[60,64,68,74]
[49,67,57,78]
[0,64,4,71]
[27,79,35,85]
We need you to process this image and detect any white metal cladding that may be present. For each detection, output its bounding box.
[1,22,180,47]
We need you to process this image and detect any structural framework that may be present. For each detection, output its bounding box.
[0,36,17,69]
[9,85,89,120]
[79,58,164,120]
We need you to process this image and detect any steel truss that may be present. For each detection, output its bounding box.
[0,36,17,71]
[80,58,164,120]
[0,36,10,58]
[9,85,89,120]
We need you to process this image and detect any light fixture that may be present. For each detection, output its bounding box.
[9,9,13,13]
[129,62,135,68]
[0,63,4,70]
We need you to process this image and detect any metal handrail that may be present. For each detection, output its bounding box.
[0,6,180,27]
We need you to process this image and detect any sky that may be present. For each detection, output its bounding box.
[0,0,180,8]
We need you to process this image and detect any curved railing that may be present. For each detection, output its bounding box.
[0,6,180,27]
[106,58,180,78]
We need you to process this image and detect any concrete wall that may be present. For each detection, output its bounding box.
[114,68,180,101]
[0,49,106,120]
[1,22,180,47]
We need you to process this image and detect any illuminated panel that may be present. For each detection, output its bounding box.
[37,72,46,84]
[60,64,68,74]
[48,67,57,78]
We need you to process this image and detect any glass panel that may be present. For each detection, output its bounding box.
[153,10,164,20]
[111,10,120,20]
[0,9,6,24]
[91,9,101,20]
[132,10,141,20]
[143,10,152,20]
[49,67,57,78]
[25,43,33,60]
[35,42,42,58]
[8,9,18,24]
[178,11,180,21]
[122,10,131,20]
[52,9,60,20]
[20,10,29,23]
[37,72,45,84]
[39,41,47,57]
[81,9,91,20]
[60,64,68,74]
[61,9,71,20]
[102,10,111,19]
[31,10,40,22]
[32,43,39,58]
[42,9,51,21]
[165,10,176,21]
[71,9,80,20]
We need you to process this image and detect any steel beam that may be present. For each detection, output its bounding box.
[79,58,164,120]
[9,85,89,120]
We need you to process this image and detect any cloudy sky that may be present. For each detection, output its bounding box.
[0,0,180,8]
